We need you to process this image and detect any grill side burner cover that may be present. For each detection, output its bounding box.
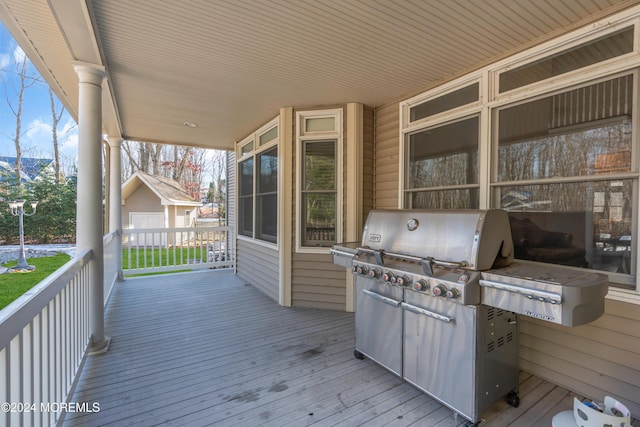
[360,209,514,270]
[481,263,608,326]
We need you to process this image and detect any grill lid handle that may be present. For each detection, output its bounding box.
[422,257,434,277]
[373,249,384,266]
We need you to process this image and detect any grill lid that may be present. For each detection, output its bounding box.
[361,209,513,271]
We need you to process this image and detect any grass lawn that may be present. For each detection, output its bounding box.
[122,247,209,269]
[0,253,71,310]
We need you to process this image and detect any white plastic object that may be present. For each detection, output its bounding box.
[573,396,631,427]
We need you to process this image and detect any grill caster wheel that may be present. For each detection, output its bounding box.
[507,391,520,408]
[353,350,365,360]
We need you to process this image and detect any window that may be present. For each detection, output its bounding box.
[256,147,278,242]
[405,116,480,209]
[494,75,635,284]
[400,20,639,291]
[301,140,336,246]
[238,157,254,238]
[236,120,279,244]
[296,109,342,250]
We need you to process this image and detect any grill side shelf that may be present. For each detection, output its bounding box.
[480,279,562,305]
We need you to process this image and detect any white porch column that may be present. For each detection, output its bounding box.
[73,61,110,354]
[108,136,124,281]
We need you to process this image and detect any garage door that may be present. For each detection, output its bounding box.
[130,212,165,246]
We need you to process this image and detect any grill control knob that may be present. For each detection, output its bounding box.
[356,265,369,275]
[432,284,446,297]
[396,276,411,287]
[382,272,395,283]
[352,265,359,273]
[368,268,381,279]
[446,288,460,299]
[413,279,429,292]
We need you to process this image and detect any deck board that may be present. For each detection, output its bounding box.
[62,270,638,426]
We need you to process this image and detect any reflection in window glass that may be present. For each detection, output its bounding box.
[256,147,278,242]
[302,140,336,246]
[496,75,635,280]
[498,180,633,278]
[238,159,254,237]
[405,117,479,209]
[498,76,632,182]
[407,189,479,210]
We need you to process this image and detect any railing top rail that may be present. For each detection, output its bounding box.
[122,225,232,235]
[0,249,93,349]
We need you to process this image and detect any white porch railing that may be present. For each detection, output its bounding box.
[0,249,93,427]
[122,226,235,275]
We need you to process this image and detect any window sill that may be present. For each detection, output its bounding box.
[607,286,640,304]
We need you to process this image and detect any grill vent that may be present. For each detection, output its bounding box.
[507,332,513,343]
[497,337,505,348]
[487,307,507,321]
[487,341,495,353]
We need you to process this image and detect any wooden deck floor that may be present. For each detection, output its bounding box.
[63,270,638,426]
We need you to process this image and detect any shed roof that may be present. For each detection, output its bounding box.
[122,171,202,207]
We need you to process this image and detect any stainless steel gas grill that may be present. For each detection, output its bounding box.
[331,209,609,425]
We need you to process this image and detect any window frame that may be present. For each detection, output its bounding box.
[295,108,343,253]
[236,118,279,246]
[399,16,640,297]
[490,71,639,289]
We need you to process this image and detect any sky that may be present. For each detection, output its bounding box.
[0,22,78,167]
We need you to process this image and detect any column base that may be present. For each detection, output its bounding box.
[88,336,111,355]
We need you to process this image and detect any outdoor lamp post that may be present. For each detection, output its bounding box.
[8,199,38,272]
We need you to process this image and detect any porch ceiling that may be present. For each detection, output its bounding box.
[0,0,638,151]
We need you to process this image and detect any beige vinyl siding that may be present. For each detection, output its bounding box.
[291,252,346,311]
[122,185,162,229]
[520,299,640,415]
[373,103,400,209]
[236,239,279,302]
[226,150,236,229]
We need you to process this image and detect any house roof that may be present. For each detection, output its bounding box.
[0,1,637,150]
[0,157,53,182]
[122,171,202,207]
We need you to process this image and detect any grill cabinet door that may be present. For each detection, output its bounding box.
[354,276,403,376]
[402,293,478,421]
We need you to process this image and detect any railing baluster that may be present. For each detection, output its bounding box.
[120,226,235,274]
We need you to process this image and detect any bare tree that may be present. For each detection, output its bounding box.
[49,88,66,182]
[2,49,40,185]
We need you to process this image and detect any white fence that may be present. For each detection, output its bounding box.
[0,227,232,427]
[0,249,93,427]
[122,226,235,275]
